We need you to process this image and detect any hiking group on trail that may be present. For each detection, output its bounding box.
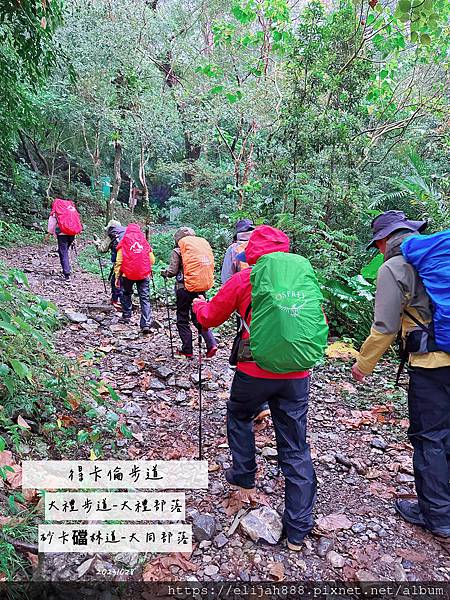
[44,202,450,549]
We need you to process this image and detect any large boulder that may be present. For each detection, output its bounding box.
[240,506,283,545]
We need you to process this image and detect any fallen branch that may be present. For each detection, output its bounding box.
[4,536,38,555]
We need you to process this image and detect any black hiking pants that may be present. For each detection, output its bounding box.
[227,371,316,544]
[176,288,216,355]
[408,366,450,531]
[57,234,75,276]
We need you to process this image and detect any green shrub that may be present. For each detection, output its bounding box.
[0,221,42,248]
[0,267,61,416]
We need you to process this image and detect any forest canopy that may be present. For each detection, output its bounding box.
[0,0,448,336]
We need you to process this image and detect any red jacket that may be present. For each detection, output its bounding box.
[193,225,309,380]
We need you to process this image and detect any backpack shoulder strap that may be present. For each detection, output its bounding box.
[241,302,252,335]
[403,308,431,334]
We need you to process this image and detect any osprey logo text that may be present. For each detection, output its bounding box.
[275,290,306,302]
[130,241,144,254]
[276,291,307,318]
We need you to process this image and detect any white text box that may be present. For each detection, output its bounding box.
[39,524,192,553]
[23,460,208,490]
[45,492,185,521]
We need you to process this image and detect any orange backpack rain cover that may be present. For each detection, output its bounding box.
[178,236,214,292]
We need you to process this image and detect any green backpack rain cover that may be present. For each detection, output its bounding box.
[249,252,328,373]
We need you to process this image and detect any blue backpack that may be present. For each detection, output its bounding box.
[401,229,450,353]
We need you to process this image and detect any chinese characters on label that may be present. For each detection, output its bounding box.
[24,461,208,554]
[23,460,208,489]
[45,492,185,521]
[38,524,192,553]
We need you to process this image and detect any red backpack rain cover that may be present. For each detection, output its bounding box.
[117,224,152,280]
[51,198,83,235]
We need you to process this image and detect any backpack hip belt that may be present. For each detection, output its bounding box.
[395,308,440,385]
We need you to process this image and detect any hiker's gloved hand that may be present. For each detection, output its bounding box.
[351,363,366,383]
[115,278,121,289]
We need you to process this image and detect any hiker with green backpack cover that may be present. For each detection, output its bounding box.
[193,225,328,550]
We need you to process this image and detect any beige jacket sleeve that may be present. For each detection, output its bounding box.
[357,328,397,374]
[356,263,405,374]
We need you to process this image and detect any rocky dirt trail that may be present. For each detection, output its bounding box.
[4,242,449,584]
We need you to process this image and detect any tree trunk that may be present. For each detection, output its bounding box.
[108,140,122,223]
[18,131,39,172]
[29,136,50,176]
[175,102,202,183]
[202,13,214,55]
[128,159,135,213]
[139,142,149,210]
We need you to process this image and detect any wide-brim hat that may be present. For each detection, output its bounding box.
[367,210,427,249]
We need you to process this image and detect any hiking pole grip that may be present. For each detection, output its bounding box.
[151,274,159,310]
[163,278,175,358]
[198,331,202,461]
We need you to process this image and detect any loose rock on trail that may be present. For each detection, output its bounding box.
[4,243,449,582]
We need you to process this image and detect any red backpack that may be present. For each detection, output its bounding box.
[117,224,152,280]
[51,198,83,235]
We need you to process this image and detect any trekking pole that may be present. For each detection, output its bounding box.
[71,240,81,272]
[151,274,159,310]
[97,255,108,295]
[198,331,203,461]
[163,278,175,358]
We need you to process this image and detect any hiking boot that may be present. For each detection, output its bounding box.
[206,346,218,359]
[176,350,193,359]
[141,327,151,335]
[287,541,303,552]
[433,527,450,539]
[224,468,255,492]
[64,273,71,282]
[395,500,450,537]
[395,500,425,527]
[254,408,271,423]
[119,317,131,325]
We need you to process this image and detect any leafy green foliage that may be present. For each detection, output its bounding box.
[372,148,450,229]
[0,265,128,465]
[0,266,60,414]
[361,253,384,281]
[0,0,448,343]
[0,0,63,164]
